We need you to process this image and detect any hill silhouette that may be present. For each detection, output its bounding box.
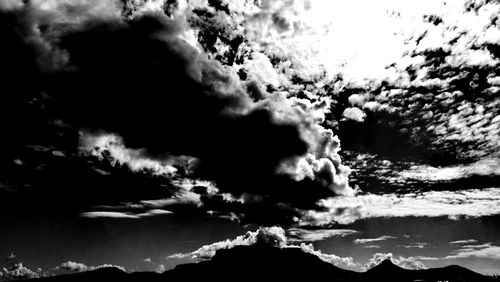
[364,258,490,282]
[26,244,494,282]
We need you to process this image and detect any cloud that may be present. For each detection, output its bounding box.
[450,239,478,245]
[286,228,358,242]
[168,226,287,260]
[363,245,381,249]
[445,243,500,260]
[155,264,166,273]
[302,188,500,225]
[80,133,184,177]
[168,226,359,269]
[1,263,40,280]
[0,0,23,11]
[399,242,428,249]
[399,158,500,181]
[3,0,498,230]
[342,107,366,122]
[416,242,500,262]
[55,261,126,272]
[0,0,363,226]
[80,209,173,219]
[295,243,360,270]
[363,253,427,271]
[354,236,397,244]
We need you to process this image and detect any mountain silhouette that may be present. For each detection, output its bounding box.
[364,258,492,282]
[26,245,494,282]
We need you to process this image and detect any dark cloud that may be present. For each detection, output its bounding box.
[45,14,337,212]
[0,4,347,226]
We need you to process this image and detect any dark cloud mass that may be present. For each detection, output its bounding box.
[48,13,338,211]
[1,0,498,229]
[0,1,349,225]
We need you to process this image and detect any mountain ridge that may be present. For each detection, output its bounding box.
[23,245,495,282]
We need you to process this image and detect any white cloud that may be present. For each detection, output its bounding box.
[286,228,358,242]
[354,236,397,244]
[168,226,287,260]
[302,188,500,225]
[80,133,186,177]
[363,245,382,249]
[1,263,40,280]
[343,107,367,122]
[0,0,23,11]
[168,226,359,269]
[295,243,360,270]
[399,242,428,249]
[55,261,126,272]
[80,209,173,219]
[416,242,500,262]
[450,239,478,245]
[363,253,427,271]
[399,158,500,181]
[155,264,166,273]
[32,0,123,25]
[445,243,500,260]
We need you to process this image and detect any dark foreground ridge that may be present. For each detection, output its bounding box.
[26,244,494,282]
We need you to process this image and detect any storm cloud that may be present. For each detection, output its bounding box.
[0,0,354,226]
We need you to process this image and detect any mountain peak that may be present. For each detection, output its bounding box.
[379,259,397,267]
[367,258,405,274]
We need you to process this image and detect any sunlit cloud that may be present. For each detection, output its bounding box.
[354,236,397,244]
[303,188,500,225]
[445,243,500,260]
[450,239,479,245]
[286,228,359,242]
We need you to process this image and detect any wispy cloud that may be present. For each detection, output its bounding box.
[354,236,397,244]
[450,239,478,245]
[80,209,172,219]
[399,158,500,182]
[445,243,500,260]
[416,243,500,262]
[363,245,381,249]
[398,242,428,249]
[286,228,358,242]
[304,188,500,225]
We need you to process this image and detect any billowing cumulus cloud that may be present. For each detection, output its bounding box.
[343,107,366,122]
[0,0,357,226]
[1,263,41,280]
[363,253,427,271]
[169,226,360,270]
[168,226,288,260]
[80,133,183,177]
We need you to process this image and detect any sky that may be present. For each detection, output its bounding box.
[0,0,499,279]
